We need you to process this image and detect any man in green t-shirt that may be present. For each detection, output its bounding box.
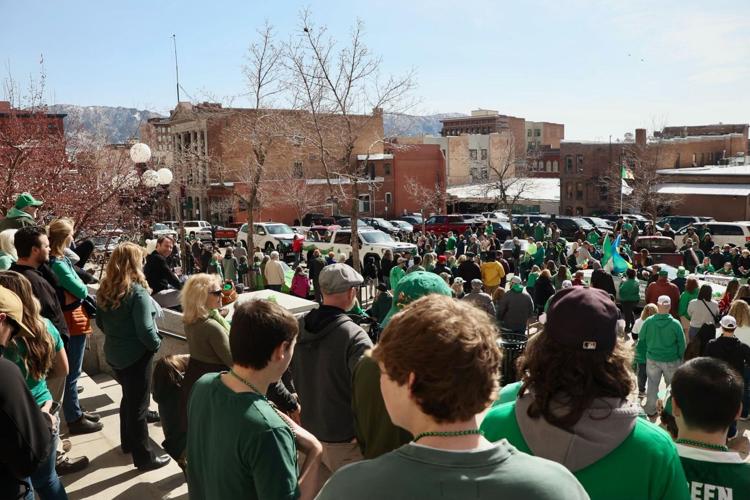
[481,287,689,500]
[446,231,456,252]
[319,294,588,500]
[672,357,750,499]
[187,300,322,500]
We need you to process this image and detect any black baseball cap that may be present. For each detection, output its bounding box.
[545,287,618,352]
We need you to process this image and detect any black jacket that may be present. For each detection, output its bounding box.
[457,261,481,293]
[705,336,750,375]
[534,276,556,313]
[591,269,617,297]
[308,256,327,284]
[0,358,52,499]
[10,262,70,343]
[290,305,373,442]
[144,251,182,294]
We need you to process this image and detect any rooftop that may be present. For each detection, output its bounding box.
[447,177,560,202]
[657,161,750,177]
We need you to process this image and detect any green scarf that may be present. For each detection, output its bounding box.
[209,308,231,332]
[511,283,524,293]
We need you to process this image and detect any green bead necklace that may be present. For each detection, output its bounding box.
[413,429,483,443]
[228,369,296,440]
[675,438,729,452]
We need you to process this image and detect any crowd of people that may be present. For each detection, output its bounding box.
[2,191,750,500]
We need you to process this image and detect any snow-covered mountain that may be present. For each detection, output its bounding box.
[48,104,164,143]
[383,112,465,137]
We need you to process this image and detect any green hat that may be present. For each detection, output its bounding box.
[676,266,686,278]
[14,192,43,209]
[381,271,452,328]
[658,269,668,277]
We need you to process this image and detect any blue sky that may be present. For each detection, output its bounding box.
[2,0,749,140]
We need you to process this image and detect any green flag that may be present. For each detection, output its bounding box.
[601,233,612,266]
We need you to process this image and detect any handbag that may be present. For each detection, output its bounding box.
[685,301,719,360]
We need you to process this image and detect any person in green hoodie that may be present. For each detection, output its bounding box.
[481,286,690,500]
[0,193,42,232]
[677,276,699,334]
[389,256,407,291]
[533,221,546,243]
[637,295,686,417]
[618,268,640,333]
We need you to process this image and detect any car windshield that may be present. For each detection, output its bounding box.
[587,217,609,226]
[374,218,395,228]
[637,238,676,253]
[361,231,394,243]
[153,223,168,231]
[572,217,594,230]
[266,224,293,235]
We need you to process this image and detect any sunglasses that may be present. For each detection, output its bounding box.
[209,289,223,297]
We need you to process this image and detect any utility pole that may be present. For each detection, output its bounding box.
[172,34,181,103]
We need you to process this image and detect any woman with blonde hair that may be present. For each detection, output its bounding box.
[97,242,169,471]
[0,228,18,270]
[0,270,69,498]
[48,218,101,435]
[179,273,232,428]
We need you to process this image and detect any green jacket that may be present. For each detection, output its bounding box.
[0,207,36,232]
[96,284,161,369]
[678,289,698,319]
[50,256,88,299]
[618,278,640,302]
[636,313,685,363]
[389,265,405,290]
[0,251,15,271]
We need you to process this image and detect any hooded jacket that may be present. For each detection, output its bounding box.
[0,207,35,232]
[636,313,686,363]
[497,288,534,332]
[289,305,372,442]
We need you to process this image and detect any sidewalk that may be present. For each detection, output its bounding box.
[61,372,187,500]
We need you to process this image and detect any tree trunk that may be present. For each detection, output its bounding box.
[350,182,361,272]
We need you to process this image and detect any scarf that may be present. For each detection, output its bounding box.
[209,308,231,332]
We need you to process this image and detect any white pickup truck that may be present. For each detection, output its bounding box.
[307,228,417,268]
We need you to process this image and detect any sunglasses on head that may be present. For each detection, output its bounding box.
[209,289,223,296]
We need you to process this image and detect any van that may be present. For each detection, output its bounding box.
[674,222,750,248]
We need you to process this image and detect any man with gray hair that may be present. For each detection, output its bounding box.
[462,278,495,318]
[263,250,285,291]
[290,263,373,488]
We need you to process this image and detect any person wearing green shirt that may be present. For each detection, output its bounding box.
[481,287,689,500]
[677,277,699,332]
[188,299,322,500]
[96,243,169,471]
[695,257,715,275]
[716,261,734,276]
[319,294,588,500]
[446,231,456,252]
[672,357,750,499]
[389,257,407,291]
[534,221,546,242]
[637,295,687,417]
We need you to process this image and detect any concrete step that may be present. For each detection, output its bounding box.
[61,372,187,500]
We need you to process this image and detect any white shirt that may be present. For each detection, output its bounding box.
[687,299,720,328]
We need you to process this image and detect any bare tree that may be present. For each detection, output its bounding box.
[286,11,416,270]
[403,176,446,233]
[483,132,535,223]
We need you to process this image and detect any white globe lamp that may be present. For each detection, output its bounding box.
[156,168,174,186]
[142,170,159,188]
[129,143,152,164]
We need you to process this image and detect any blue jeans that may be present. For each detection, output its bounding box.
[27,427,68,500]
[63,335,86,423]
[645,359,681,416]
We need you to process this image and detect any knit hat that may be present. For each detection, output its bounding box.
[14,192,43,209]
[545,287,618,352]
[381,271,452,328]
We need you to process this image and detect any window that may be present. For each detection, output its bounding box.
[368,162,376,179]
[441,148,446,157]
[537,161,543,170]
[575,207,583,215]
[385,192,392,207]
[358,194,371,213]
[565,207,573,216]
[566,183,574,200]
[565,156,573,173]
[527,129,532,137]
[481,149,487,160]
[709,224,742,236]
[293,161,304,178]
[600,183,609,200]
[254,225,267,235]
[469,149,478,160]
[576,182,584,200]
[545,161,551,171]
[692,153,697,165]
[334,232,351,244]
[534,129,541,137]
[552,160,559,172]
[384,163,391,175]
[576,155,584,173]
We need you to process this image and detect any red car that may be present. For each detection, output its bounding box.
[214,226,238,245]
[423,215,471,235]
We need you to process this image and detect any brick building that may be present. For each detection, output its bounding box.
[559,125,749,216]
[525,121,565,150]
[140,102,445,225]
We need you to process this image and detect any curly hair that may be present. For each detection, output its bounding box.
[373,294,502,423]
[0,271,55,380]
[97,242,149,310]
[517,331,633,430]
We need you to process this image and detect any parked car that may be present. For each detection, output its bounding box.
[582,217,613,232]
[302,213,337,226]
[236,222,300,252]
[423,215,470,235]
[501,239,529,264]
[151,223,178,242]
[396,215,423,227]
[362,217,400,235]
[213,226,238,246]
[459,213,487,225]
[552,216,595,239]
[490,221,512,241]
[337,217,370,228]
[389,220,414,233]
[659,215,715,230]
[305,229,417,268]
[511,214,550,226]
[673,222,750,248]
[482,211,509,221]
[633,236,682,267]
[183,220,213,241]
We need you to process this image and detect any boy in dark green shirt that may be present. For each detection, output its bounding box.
[671,357,750,500]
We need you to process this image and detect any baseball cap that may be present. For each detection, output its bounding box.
[545,287,618,352]
[382,271,453,328]
[657,295,671,306]
[676,266,686,278]
[437,255,447,263]
[720,315,737,330]
[14,192,43,209]
[453,277,465,285]
[0,286,35,338]
[318,263,363,294]
[561,280,573,289]
[511,275,522,284]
